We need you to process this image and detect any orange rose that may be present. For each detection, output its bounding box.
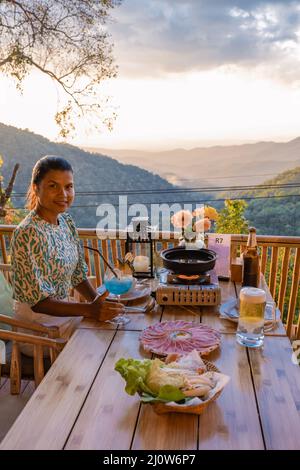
[193,206,218,221]
[194,217,211,232]
[204,206,218,221]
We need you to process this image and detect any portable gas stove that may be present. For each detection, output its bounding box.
[155,247,221,306]
[156,269,221,306]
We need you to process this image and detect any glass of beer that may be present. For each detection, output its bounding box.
[236,287,266,348]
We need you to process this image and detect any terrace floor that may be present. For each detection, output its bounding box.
[0,379,35,443]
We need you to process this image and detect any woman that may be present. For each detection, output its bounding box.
[11,155,123,352]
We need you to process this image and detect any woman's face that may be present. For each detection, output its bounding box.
[34,170,75,214]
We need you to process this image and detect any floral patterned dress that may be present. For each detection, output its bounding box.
[11,210,88,354]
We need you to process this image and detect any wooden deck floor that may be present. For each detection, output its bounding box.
[0,378,35,443]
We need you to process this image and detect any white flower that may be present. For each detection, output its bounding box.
[171,210,193,229]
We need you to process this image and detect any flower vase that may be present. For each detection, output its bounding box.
[185,238,205,250]
[179,228,205,250]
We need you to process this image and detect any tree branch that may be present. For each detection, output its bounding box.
[0,55,14,67]
[0,163,20,217]
[0,0,122,137]
[5,163,20,201]
[23,54,82,108]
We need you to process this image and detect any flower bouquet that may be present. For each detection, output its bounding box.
[171,206,218,249]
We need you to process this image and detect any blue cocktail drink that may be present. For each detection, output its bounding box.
[103,269,133,325]
[104,277,133,296]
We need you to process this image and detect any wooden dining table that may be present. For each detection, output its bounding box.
[1,278,300,450]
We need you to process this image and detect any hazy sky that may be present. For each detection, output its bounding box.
[1,0,300,149]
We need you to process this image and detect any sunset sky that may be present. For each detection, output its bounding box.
[1,0,300,150]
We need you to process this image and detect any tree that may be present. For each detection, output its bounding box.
[0,155,23,224]
[0,0,122,137]
[216,199,249,234]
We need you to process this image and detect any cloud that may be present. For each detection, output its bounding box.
[109,0,300,81]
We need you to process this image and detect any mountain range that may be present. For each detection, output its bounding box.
[85,138,300,187]
[0,123,299,235]
[0,123,206,228]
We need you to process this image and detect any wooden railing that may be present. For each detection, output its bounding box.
[0,225,299,339]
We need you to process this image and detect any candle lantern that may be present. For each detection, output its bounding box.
[125,217,154,278]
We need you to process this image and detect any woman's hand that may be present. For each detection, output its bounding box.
[88,291,125,322]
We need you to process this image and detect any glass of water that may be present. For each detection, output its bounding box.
[236,287,266,348]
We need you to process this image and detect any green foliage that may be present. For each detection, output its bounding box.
[216,199,249,234]
[0,199,26,226]
[224,167,300,236]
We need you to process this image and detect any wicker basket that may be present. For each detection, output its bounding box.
[149,360,229,415]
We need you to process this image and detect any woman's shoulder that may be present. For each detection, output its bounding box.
[12,211,44,242]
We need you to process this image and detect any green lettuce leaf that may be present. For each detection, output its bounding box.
[115,358,187,403]
[114,358,153,396]
[157,384,186,402]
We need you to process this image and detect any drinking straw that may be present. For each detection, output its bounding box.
[84,245,120,279]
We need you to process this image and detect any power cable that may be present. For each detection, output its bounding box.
[9,182,300,197]
[7,193,300,210]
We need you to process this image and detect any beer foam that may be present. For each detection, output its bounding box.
[240,287,266,304]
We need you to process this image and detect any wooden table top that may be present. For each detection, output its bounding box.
[1,280,300,450]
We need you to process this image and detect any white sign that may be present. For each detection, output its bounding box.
[207,234,231,279]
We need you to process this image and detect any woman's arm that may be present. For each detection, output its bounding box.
[73,279,98,302]
[31,292,125,321]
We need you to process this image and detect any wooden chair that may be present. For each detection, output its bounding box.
[0,262,12,286]
[0,316,67,394]
[0,264,67,394]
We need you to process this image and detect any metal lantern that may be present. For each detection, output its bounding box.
[125,217,154,278]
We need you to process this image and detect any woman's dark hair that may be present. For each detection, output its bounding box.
[26,155,73,210]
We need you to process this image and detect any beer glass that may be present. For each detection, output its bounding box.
[236,287,266,348]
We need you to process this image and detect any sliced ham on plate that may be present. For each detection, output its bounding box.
[140,320,221,356]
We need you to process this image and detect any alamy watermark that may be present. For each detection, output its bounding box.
[95,195,206,240]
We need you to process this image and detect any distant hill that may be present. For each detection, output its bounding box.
[85,138,300,187]
[2,123,299,235]
[89,143,300,236]
[0,123,208,228]
[230,167,300,236]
